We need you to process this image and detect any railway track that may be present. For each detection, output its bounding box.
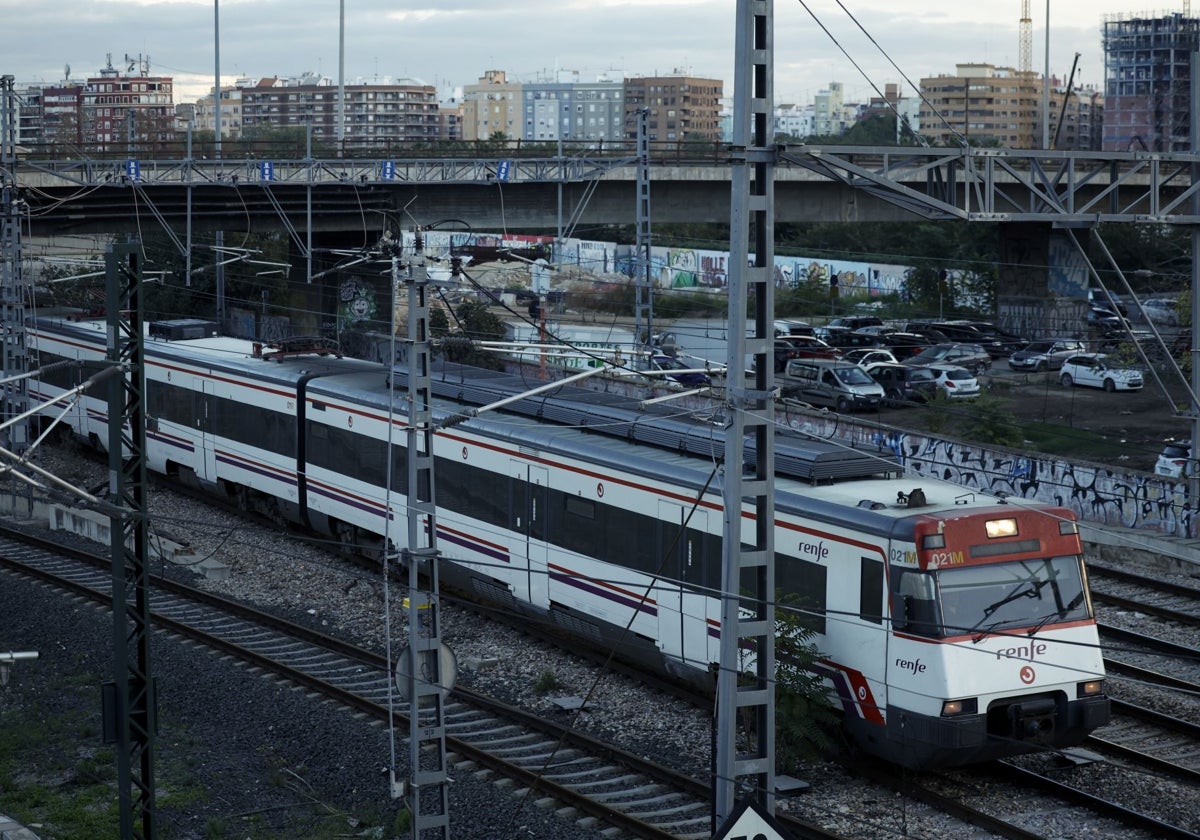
[1090,562,1200,627]
[0,526,851,840]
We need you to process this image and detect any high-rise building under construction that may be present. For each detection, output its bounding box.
[1102,11,1200,152]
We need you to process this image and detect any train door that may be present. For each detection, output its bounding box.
[196,379,217,482]
[838,553,889,720]
[509,461,549,608]
[658,501,712,667]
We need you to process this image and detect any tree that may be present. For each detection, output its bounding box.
[773,592,839,769]
[439,300,505,370]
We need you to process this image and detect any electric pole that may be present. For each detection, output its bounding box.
[716,0,777,829]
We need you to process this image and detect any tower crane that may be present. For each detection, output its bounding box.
[1019,0,1033,76]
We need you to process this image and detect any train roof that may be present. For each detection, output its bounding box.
[421,363,902,484]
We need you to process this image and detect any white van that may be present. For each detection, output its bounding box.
[781,359,885,412]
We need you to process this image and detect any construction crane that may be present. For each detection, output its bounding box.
[1019,0,1033,76]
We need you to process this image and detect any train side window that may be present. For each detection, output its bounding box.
[894,570,937,636]
[859,557,883,624]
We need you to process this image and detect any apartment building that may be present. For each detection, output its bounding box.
[919,63,1040,148]
[522,71,625,143]
[461,70,524,142]
[239,75,439,146]
[623,72,723,143]
[80,57,174,146]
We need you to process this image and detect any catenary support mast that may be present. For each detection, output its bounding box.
[105,242,156,840]
[716,0,776,828]
[1,75,30,469]
[634,108,653,350]
[401,235,451,839]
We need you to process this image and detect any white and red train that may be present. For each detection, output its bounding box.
[28,315,1110,769]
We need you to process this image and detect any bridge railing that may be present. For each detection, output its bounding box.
[11,136,732,165]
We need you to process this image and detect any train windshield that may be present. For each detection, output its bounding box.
[938,555,1090,639]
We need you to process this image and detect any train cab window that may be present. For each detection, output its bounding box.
[894,570,938,637]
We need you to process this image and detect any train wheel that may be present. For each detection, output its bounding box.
[334,521,358,556]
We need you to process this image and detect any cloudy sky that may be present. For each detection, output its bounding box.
[0,1,1178,104]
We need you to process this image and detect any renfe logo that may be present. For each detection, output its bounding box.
[797,540,830,561]
[895,657,926,675]
[996,641,1047,661]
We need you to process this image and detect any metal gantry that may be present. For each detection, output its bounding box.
[717,0,776,828]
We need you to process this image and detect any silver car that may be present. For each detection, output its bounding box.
[1008,339,1086,372]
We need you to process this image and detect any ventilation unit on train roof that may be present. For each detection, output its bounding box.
[149,319,219,341]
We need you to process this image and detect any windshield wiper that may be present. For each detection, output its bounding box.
[1026,592,1086,637]
[967,579,1048,643]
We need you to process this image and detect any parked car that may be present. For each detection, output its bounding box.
[1086,306,1125,330]
[1155,440,1194,478]
[850,324,892,336]
[877,331,934,358]
[903,343,992,375]
[1008,339,1087,372]
[649,355,711,386]
[780,359,884,412]
[952,321,1029,356]
[1140,298,1179,326]
[773,319,815,337]
[908,320,1015,358]
[814,326,881,351]
[903,322,954,343]
[843,348,900,368]
[828,315,884,331]
[866,362,939,406]
[921,363,982,400]
[1058,353,1143,391]
[754,336,841,372]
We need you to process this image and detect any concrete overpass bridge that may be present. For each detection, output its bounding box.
[10,146,1200,240]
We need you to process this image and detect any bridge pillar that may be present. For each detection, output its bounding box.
[998,222,1091,340]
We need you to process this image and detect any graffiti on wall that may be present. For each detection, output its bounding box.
[786,411,1200,539]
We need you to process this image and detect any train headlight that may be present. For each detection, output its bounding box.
[1077,680,1105,697]
[940,698,978,717]
[985,517,1018,538]
[922,534,946,550]
[1059,520,1079,535]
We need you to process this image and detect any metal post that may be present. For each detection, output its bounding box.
[105,242,155,840]
[185,122,193,285]
[306,124,313,283]
[338,0,346,156]
[1,74,30,468]
[401,239,450,839]
[213,0,221,159]
[1190,51,1200,499]
[717,0,776,829]
[1042,0,1050,149]
[634,108,653,352]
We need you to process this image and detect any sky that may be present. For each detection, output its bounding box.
[0,1,1183,105]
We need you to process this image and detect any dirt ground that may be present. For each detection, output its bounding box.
[899,363,1192,474]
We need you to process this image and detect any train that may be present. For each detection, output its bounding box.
[26,314,1110,769]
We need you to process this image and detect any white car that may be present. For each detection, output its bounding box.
[1141,298,1178,326]
[922,363,981,400]
[843,348,900,368]
[1058,353,1143,391]
[1155,440,1193,478]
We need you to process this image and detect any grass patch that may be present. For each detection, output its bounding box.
[1014,421,1134,461]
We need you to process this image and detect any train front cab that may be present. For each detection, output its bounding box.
[866,510,1110,769]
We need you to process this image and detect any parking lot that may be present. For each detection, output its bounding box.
[875,358,1191,474]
